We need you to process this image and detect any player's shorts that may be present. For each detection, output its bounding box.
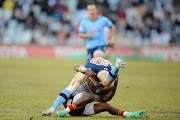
[87,46,105,58]
[63,93,95,116]
[83,58,112,84]
[84,58,112,74]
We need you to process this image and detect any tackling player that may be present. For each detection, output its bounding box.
[57,76,146,119]
[78,2,115,58]
[41,57,126,116]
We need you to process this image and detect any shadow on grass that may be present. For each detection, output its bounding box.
[50,115,147,120]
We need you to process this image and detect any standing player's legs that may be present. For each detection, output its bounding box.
[41,72,89,116]
[87,46,105,58]
[87,48,94,59]
[104,45,112,60]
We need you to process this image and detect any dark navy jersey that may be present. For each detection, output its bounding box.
[83,58,114,85]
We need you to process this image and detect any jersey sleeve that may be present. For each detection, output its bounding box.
[103,16,112,28]
[78,19,86,33]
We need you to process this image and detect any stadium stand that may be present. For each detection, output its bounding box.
[0,0,179,46]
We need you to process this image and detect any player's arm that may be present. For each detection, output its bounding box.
[98,76,118,102]
[78,32,91,38]
[104,16,115,46]
[89,77,118,102]
[108,24,115,46]
[89,81,114,95]
[78,20,91,38]
[74,65,96,82]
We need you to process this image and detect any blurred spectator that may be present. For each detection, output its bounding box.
[0,0,179,46]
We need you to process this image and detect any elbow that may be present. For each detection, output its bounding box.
[74,65,79,71]
[74,65,76,70]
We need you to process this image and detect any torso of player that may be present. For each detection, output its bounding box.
[80,16,109,49]
[85,17,105,38]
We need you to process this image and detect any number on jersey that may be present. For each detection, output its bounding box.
[90,59,109,66]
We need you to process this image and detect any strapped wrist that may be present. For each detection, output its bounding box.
[78,66,87,72]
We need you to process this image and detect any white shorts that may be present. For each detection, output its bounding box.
[63,92,95,116]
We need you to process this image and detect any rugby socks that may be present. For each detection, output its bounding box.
[118,110,130,116]
[123,111,130,116]
[107,66,119,82]
[51,89,71,109]
[65,103,77,113]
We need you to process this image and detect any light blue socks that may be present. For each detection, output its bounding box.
[51,89,71,109]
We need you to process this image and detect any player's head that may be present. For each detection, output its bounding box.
[86,2,97,18]
[93,50,104,58]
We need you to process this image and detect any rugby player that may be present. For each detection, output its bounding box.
[78,2,115,58]
[41,58,126,116]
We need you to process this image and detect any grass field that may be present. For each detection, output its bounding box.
[0,58,180,120]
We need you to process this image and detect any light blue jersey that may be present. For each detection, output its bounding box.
[79,16,112,49]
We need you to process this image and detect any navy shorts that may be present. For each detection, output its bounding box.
[84,58,111,74]
[83,58,112,85]
[87,46,105,58]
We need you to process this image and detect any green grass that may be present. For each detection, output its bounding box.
[0,58,180,120]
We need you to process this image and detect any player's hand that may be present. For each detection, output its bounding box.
[85,69,96,82]
[85,32,92,38]
[108,39,115,46]
[89,80,96,93]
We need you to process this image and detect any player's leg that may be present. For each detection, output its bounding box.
[87,48,94,58]
[83,103,145,118]
[57,92,95,117]
[97,58,126,87]
[51,72,87,107]
[93,103,129,116]
[42,72,88,116]
[104,45,112,60]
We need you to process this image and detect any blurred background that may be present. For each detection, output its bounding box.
[0,0,180,61]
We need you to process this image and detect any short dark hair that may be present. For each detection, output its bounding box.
[86,1,97,8]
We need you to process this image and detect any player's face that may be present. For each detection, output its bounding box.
[87,5,97,18]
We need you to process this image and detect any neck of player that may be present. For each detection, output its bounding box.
[89,15,98,21]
